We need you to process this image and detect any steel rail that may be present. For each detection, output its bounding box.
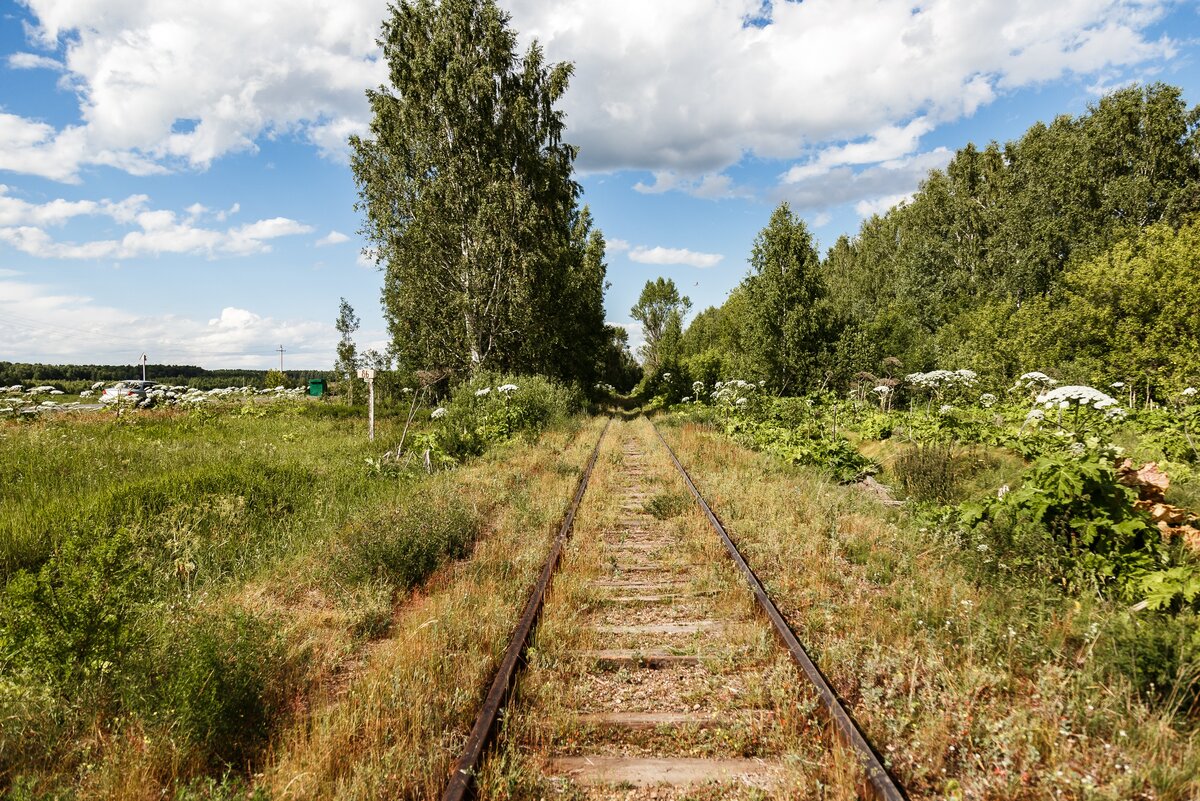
[652,422,908,801]
[441,418,611,801]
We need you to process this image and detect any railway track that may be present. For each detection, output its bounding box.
[443,416,906,800]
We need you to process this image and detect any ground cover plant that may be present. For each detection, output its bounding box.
[0,376,587,797]
[656,419,1200,800]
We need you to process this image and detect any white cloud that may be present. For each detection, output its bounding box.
[5,0,388,181]
[628,245,724,269]
[0,189,312,259]
[356,249,378,269]
[505,0,1175,177]
[633,170,750,199]
[3,0,1175,187]
[606,238,631,252]
[316,230,350,247]
[854,193,914,218]
[774,147,954,212]
[7,52,63,70]
[782,118,935,183]
[0,113,165,183]
[0,276,335,368]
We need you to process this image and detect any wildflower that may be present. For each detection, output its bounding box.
[402,387,413,394]
[692,380,705,393]
[498,383,518,394]
[475,387,491,397]
[939,404,954,414]
[662,372,672,380]
[979,392,997,408]
[681,397,690,403]
[1036,385,1119,411]
[872,385,892,395]
[997,484,1010,499]
[1110,381,1125,389]
[736,397,748,406]
[431,407,447,419]
[1183,387,1198,397]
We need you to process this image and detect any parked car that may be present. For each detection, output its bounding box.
[99,380,157,404]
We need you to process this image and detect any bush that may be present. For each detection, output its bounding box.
[331,484,481,590]
[894,442,964,504]
[1,525,151,692]
[427,374,583,461]
[1103,612,1200,716]
[952,444,1195,603]
[159,610,289,768]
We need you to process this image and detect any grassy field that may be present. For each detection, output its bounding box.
[0,389,594,798]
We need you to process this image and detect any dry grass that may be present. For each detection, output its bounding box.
[477,417,869,800]
[258,417,607,799]
[657,420,1200,801]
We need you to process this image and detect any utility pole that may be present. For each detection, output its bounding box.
[140,353,147,381]
[277,345,286,372]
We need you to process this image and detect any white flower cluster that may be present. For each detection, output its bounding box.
[1183,387,1198,397]
[872,385,893,396]
[475,387,491,397]
[1,383,306,416]
[138,385,305,408]
[431,407,448,419]
[939,404,955,415]
[1035,385,1120,411]
[979,393,997,408]
[498,384,518,394]
[594,382,615,393]
[1015,371,1058,390]
[2,385,64,396]
[711,379,757,407]
[905,369,977,390]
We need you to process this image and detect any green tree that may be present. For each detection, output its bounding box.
[1032,218,1200,395]
[335,298,360,403]
[630,278,691,374]
[352,0,591,379]
[742,203,827,393]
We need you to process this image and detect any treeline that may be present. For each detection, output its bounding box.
[668,83,1200,400]
[0,362,334,390]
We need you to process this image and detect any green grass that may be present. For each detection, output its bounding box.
[0,398,554,794]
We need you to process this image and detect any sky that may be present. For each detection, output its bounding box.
[2,0,1200,370]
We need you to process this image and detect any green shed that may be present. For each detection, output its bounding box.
[307,378,327,397]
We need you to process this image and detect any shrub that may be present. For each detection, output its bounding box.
[1103,612,1200,715]
[428,374,583,460]
[159,610,289,768]
[894,442,964,504]
[1,525,151,692]
[953,444,1194,603]
[331,484,481,590]
[644,491,690,519]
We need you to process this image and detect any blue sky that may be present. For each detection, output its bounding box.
[1,0,1199,369]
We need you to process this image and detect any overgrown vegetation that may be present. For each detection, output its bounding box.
[0,375,584,795]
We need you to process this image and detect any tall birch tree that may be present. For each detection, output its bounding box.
[351,0,589,378]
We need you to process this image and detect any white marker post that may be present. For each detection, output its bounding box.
[357,368,376,441]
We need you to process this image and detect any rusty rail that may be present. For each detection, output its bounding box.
[441,418,610,801]
[652,422,908,801]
